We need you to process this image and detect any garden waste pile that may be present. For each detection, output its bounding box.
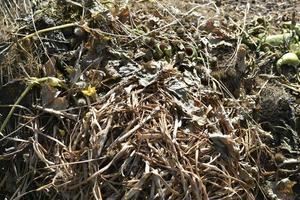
[0,0,300,199]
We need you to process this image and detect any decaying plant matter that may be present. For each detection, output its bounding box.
[0,0,300,199]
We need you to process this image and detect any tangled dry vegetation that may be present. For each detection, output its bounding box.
[0,0,300,199]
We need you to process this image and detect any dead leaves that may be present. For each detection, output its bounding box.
[209,133,239,163]
[41,83,68,110]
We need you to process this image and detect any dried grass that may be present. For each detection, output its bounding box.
[0,0,299,199]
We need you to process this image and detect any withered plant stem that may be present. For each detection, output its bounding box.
[19,22,78,41]
[0,83,34,137]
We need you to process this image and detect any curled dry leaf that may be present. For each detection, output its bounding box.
[209,133,240,163]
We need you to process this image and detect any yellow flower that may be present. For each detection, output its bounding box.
[82,86,96,97]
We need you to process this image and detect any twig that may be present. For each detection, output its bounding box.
[19,22,78,41]
[34,105,78,121]
[111,106,160,146]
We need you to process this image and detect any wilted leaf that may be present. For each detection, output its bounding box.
[43,56,57,77]
[209,133,239,162]
[277,178,296,193]
[50,96,69,110]
[41,83,57,106]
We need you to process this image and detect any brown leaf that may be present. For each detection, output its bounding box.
[209,133,239,162]
[41,83,56,106]
[43,56,57,77]
[49,96,69,110]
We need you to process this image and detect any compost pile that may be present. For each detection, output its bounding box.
[0,0,300,199]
